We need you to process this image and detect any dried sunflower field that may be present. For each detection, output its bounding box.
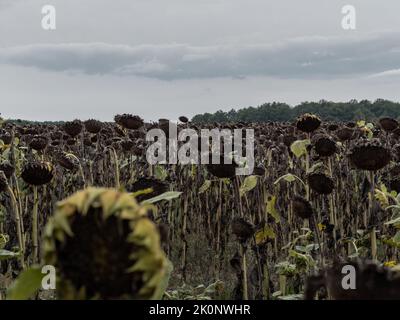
[0,113,400,300]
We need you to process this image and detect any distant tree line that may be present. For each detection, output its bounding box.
[191,99,400,124]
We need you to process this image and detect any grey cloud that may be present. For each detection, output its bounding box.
[368,69,400,79]
[0,0,24,9]
[1,32,400,80]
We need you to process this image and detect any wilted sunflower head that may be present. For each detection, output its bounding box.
[313,134,337,157]
[306,260,400,300]
[231,218,255,243]
[307,170,335,195]
[63,120,83,138]
[348,138,391,171]
[84,119,103,134]
[21,161,54,186]
[29,135,48,151]
[0,130,12,145]
[379,117,398,132]
[292,196,313,219]
[335,127,355,141]
[42,188,169,300]
[57,152,79,171]
[114,114,144,130]
[179,116,189,123]
[206,155,238,179]
[0,161,14,179]
[296,113,321,133]
[120,139,135,153]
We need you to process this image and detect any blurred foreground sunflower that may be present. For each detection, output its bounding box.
[305,260,400,300]
[42,187,170,300]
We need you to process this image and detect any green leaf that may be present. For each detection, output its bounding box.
[357,120,366,127]
[275,261,297,276]
[199,180,212,194]
[7,266,44,300]
[131,188,154,199]
[255,225,276,245]
[289,249,315,268]
[143,191,182,204]
[266,195,280,222]
[376,188,390,208]
[290,139,310,158]
[274,173,306,189]
[154,165,168,181]
[366,123,374,130]
[274,173,296,184]
[308,161,324,174]
[0,249,20,261]
[239,175,258,196]
[294,245,307,253]
[0,234,8,249]
[305,244,319,252]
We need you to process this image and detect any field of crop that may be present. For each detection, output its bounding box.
[0,113,400,300]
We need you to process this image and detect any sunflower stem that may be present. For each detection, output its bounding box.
[240,245,248,300]
[7,185,25,268]
[79,164,87,188]
[369,171,377,261]
[279,274,287,296]
[110,148,120,189]
[32,185,39,264]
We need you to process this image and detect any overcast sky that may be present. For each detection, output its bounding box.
[1,0,400,121]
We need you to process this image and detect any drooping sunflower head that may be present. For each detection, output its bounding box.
[119,139,135,153]
[335,127,355,141]
[308,173,334,195]
[306,260,400,300]
[0,161,14,179]
[0,129,12,145]
[348,138,391,171]
[114,114,144,130]
[63,120,83,138]
[57,152,80,171]
[179,116,189,123]
[379,117,398,132]
[231,218,255,243]
[312,134,337,157]
[307,165,335,195]
[292,196,313,219]
[296,113,321,133]
[42,187,169,300]
[21,161,54,186]
[84,119,103,134]
[29,134,48,151]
